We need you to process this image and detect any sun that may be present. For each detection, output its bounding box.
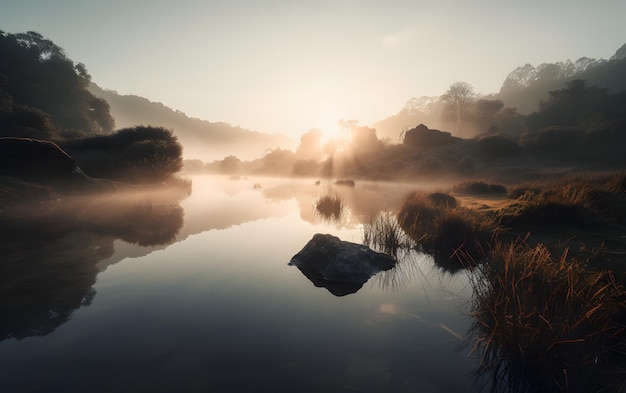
[318,124,341,145]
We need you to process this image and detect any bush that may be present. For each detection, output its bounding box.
[520,127,585,158]
[64,126,183,183]
[426,192,457,208]
[477,134,521,158]
[453,181,507,195]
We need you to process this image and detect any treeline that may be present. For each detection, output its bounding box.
[194,76,626,180]
[0,31,183,187]
[373,42,626,141]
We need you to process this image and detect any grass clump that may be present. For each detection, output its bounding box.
[470,241,626,393]
[453,180,507,196]
[362,211,413,257]
[314,193,344,220]
[397,191,498,269]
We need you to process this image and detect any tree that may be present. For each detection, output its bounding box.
[0,31,114,135]
[442,81,474,135]
[219,155,242,174]
[502,64,536,90]
[526,79,611,130]
[295,128,323,160]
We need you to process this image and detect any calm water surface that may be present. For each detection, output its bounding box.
[0,175,484,392]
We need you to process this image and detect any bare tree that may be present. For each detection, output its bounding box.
[442,81,474,135]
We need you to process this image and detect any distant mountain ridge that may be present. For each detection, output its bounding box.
[88,83,294,161]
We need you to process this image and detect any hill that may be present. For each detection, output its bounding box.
[371,43,626,140]
[88,84,295,161]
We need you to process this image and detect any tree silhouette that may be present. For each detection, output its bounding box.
[442,81,474,135]
[0,31,114,136]
[526,79,611,129]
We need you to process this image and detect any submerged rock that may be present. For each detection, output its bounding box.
[289,234,396,295]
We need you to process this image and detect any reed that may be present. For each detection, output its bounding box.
[362,211,413,257]
[314,193,344,220]
[469,240,626,392]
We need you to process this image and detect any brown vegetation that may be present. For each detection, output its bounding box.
[470,241,626,393]
[394,172,626,391]
[397,191,498,267]
[314,193,344,220]
[362,211,413,257]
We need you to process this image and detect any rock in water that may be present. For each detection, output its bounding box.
[289,234,396,292]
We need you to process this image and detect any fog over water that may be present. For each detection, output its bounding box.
[0,175,486,392]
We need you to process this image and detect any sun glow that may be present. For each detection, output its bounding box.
[317,120,350,152]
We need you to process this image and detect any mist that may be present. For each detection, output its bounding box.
[2,29,626,393]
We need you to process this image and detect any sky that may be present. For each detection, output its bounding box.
[1,0,625,138]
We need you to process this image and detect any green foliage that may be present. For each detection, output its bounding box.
[0,104,58,140]
[0,31,114,135]
[64,126,183,183]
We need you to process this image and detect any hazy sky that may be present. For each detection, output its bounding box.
[2,0,625,137]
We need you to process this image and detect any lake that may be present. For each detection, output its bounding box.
[0,175,486,392]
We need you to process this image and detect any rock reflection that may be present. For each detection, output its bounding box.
[0,188,185,341]
[371,249,430,292]
[293,267,365,296]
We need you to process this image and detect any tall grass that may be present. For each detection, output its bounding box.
[469,240,626,392]
[362,211,414,257]
[504,172,626,229]
[314,193,344,220]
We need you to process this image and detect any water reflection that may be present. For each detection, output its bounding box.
[0,187,186,341]
[292,266,366,296]
[257,178,422,228]
[0,175,484,392]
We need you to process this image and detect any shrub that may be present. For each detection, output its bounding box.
[334,179,355,187]
[477,134,521,158]
[426,192,457,208]
[453,181,507,195]
[520,127,585,158]
[64,126,183,183]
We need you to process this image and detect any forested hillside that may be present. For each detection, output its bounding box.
[372,43,626,140]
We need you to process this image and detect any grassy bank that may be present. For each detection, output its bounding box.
[392,171,626,391]
[470,241,626,392]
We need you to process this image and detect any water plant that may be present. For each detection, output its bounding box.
[314,192,344,220]
[362,211,413,257]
